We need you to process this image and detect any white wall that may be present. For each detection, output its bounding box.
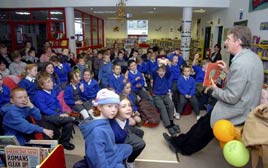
[104,18,198,40]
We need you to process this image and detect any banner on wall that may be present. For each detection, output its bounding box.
[249,0,268,12]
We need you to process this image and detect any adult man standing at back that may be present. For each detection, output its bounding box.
[163,26,264,155]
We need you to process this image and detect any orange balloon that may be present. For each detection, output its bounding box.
[213,120,235,142]
[219,141,227,148]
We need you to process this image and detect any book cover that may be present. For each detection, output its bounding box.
[203,63,222,87]
[5,145,40,168]
[0,136,20,150]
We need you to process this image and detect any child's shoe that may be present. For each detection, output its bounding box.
[196,115,201,120]
[126,161,135,168]
[172,124,181,133]
[174,113,180,120]
[168,127,177,137]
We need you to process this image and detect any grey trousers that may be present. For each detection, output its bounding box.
[153,94,174,127]
[177,95,200,115]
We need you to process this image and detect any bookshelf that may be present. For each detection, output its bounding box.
[251,43,268,84]
[106,38,125,49]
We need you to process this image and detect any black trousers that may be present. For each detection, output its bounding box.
[39,115,74,145]
[170,112,214,155]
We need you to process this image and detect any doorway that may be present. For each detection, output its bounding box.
[203,27,211,59]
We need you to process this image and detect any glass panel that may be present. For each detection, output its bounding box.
[84,15,91,46]
[32,10,48,20]
[50,22,65,39]
[0,10,9,21]
[98,19,103,46]
[75,11,83,47]
[0,23,11,49]
[11,10,31,20]
[92,17,98,46]
[50,10,64,20]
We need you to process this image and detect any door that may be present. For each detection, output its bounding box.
[203,27,211,59]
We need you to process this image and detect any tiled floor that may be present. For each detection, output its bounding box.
[65,112,252,168]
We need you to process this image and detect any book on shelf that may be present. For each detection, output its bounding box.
[203,63,222,87]
[0,136,20,151]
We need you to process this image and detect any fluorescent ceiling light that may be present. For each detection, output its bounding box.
[93,11,116,14]
[50,11,62,15]
[15,12,30,15]
[193,9,206,13]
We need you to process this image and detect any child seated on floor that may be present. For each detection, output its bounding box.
[34,72,75,150]
[109,64,127,94]
[64,71,91,119]
[0,87,53,145]
[152,63,180,136]
[110,95,145,168]
[0,59,10,77]
[98,52,113,88]
[18,64,38,103]
[177,66,200,120]
[79,89,132,168]
[121,82,142,126]
[9,50,27,76]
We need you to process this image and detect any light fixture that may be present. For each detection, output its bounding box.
[50,11,62,15]
[193,9,206,13]
[15,12,30,15]
[116,0,126,22]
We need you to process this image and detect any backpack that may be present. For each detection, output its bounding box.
[138,100,160,127]
[242,104,268,168]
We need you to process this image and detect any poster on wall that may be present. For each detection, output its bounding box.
[249,0,268,12]
[233,20,248,26]
[260,22,268,30]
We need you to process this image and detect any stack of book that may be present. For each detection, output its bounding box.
[0,136,58,168]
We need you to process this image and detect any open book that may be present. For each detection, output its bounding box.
[203,63,222,87]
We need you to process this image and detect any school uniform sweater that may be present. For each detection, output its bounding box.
[34,89,62,116]
[54,63,71,83]
[98,62,113,88]
[170,63,181,81]
[152,67,172,95]
[80,79,100,100]
[79,118,132,168]
[0,104,43,145]
[192,65,205,83]
[109,74,125,94]
[51,74,61,96]
[146,60,158,75]
[177,75,196,96]
[64,84,83,107]
[128,70,145,92]
[18,78,37,102]
[109,119,129,143]
[0,85,10,109]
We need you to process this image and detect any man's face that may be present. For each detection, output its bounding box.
[224,34,240,55]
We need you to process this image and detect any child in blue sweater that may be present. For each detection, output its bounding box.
[50,56,71,88]
[34,72,75,150]
[110,95,145,168]
[177,66,200,120]
[109,64,127,94]
[98,53,113,88]
[121,82,142,126]
[0,87,53,145]
[18,64,38,103]
[152,64,180,136]
[79,89,132,168]
[80,68,99,106]
[41,62,62,95]
[0,73,10,109]
[64,71,91,119]
[127,60,152,103]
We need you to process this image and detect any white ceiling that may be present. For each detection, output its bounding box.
[76,6,225,20]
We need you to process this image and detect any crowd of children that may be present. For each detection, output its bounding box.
[0,40,218,167]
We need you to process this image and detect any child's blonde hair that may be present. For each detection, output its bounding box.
[10,87,26,99]
[21,64,38,78]
[36,72,51,89]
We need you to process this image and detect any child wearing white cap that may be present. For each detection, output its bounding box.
[79,88,132,168]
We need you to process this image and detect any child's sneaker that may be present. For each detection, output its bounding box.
[196,115,201,120]
[126,161,135,168]
[172,124,181,133]
[174,113,180,120]
[168,127,177,137]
